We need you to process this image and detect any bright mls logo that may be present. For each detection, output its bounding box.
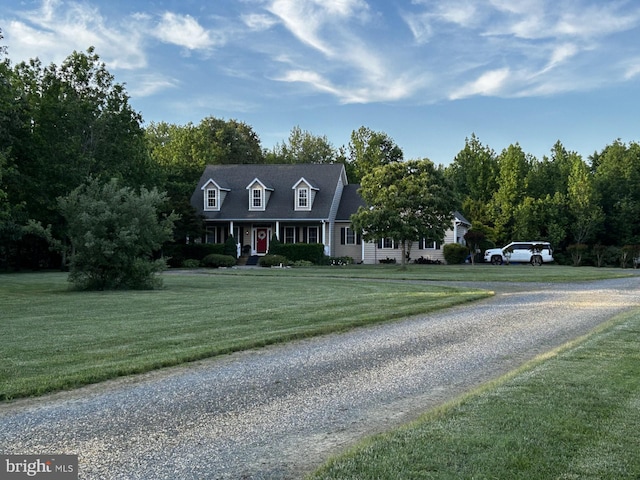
[1,455,78,479]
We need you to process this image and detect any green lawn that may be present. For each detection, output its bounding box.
[206,263,635,282]
[0,271,489,400]
[309,309,640,479]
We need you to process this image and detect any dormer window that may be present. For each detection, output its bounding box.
[297,188,308,209]
[206,188,217,209]
[201,178,229,211]
[252,187,263,209]
[246,178,272,211]
[292,177,318,211]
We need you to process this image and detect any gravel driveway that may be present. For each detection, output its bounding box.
[2,276,639,479]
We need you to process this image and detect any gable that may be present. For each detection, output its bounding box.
[201,178,231,211]
[292,177,320,211]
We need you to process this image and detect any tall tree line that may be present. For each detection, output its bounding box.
[1,39,638,268]
[445,135,640,264]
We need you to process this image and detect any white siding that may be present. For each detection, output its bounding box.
[360,218,469,264]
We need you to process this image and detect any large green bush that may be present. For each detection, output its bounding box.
[443,243,468,265]
[201,254,236,268]
[58,178,177,290]
[268,243,325,264]
[258,254,289,267]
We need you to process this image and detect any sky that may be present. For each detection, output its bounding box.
[1,0,640,166]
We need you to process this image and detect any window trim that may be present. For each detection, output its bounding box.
[205,188,218,210]
[250,186,264,211]
[284,226,296,243]
[297,187,309,210]
[307,226,319,244]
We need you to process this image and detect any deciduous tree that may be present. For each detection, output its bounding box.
[265,126,337,164]
[350,159,458,266]
[347,126,403,182]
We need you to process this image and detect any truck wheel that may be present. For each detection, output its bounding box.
[531,255,542,266]
[491,255,503,265]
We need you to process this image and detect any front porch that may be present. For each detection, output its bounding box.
[204,221,331,257]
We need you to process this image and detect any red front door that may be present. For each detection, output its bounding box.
[256,228,268,254]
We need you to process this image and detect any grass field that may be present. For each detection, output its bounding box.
[207,263,635,282]
[309,309,640,479]
[0,270,490,400]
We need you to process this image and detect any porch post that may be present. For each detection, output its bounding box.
[275,221,280,240]
[322,220,329,256]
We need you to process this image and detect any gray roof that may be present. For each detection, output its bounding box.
[336,184,366,221]
[191,164,347,221]
[454,211,471,226]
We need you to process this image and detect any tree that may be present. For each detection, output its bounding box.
[490,143,531,244]
[567,154,603,244]
[350,159,458,266]
[347,126,403,183]
[2,48,157,269]
[265,126,337,164]
[593,140,640,246]
[58,178,178,290]
[464,229,486,265]
[0,28,6,59]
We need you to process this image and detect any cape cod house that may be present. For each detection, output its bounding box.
[190,164,470,264]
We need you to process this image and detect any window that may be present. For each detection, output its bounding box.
[419,238,441,250]
[205,188,217,209]
[284,227,296,243]
[297,188,309,208]
[252,188,262,209]
[205,226,218,244]
[340,227,360,245]
[307,226,319,244]
[377,238,397,249]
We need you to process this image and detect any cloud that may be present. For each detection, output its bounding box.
[262,0,428,103]
[266,0,370,56]
[127,74,180,97]
[449,68,511,100]
[242,13,278,31]
[3,0,146,69]
[623,59,640,80]
[151,12,219,51]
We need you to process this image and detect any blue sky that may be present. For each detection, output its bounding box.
[1,0,640,165]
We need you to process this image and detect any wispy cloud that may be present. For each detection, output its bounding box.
[4,0,146,69]
[449,68,511,100]
[401,0,640,100]
[151,12,220,52]
[262,0,429,103]
[127,74,180,97]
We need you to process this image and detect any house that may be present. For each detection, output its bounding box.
[190,164,470,264]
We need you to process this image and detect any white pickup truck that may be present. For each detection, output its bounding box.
[484,241,554,266]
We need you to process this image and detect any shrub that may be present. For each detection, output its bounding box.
[568,243,588,266]
[328,256,354,266]
[182,259,201,269]
[443,243,468,264]
[59,178,177,290]
[201,254,236,268]
[269,243,325,264]
[224,235,238,258]
[379,257,396,264]
[258,254,289,267]
[163,243,225,268]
